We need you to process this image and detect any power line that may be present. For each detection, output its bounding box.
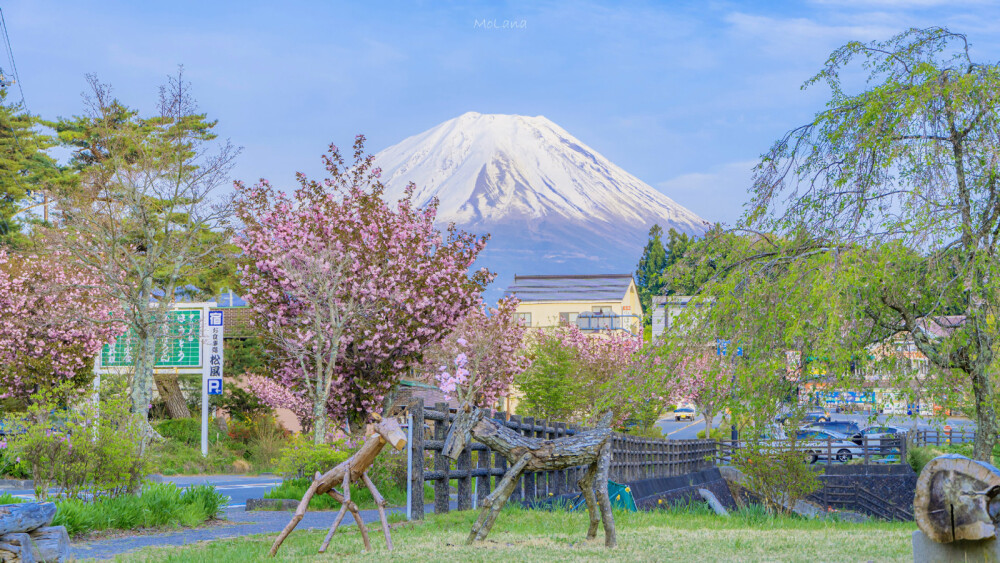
[0,7,27,110]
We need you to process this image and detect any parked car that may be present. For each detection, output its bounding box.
[804,421,862,443]
[858,425,906,453]
[775,407,830,425]
[794,429,864,463]
[674,407,697,421]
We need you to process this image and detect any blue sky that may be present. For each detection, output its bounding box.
[6,0,1000,225]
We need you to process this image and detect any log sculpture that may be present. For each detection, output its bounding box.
[442,404,617,548]
[914,454,1000,543]
[268,414,407,556]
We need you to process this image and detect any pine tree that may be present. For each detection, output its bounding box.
[635,224,667,322]
[0,89,61,247]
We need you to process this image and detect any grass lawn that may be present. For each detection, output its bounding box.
[123,504,916,562]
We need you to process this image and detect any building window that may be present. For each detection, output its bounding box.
[592,306,612,315]
[558,312,579,326]
[515,312,532,326]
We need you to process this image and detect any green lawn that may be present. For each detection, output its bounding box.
[123,504,916,562]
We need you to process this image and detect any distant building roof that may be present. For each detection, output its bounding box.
[505,274,634,302]
[918,315,967,339]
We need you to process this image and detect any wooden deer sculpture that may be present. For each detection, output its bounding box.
[268,414,407,556]
[442,404,617,548]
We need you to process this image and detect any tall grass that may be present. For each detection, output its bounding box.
[51,483,229,536]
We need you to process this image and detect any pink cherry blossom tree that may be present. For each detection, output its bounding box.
[245,373,313,431]
[672,351,728,438]
[0,249,123,402]
[236,136,491,443]
[424,296,530,410]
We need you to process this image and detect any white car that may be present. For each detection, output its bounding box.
[793,429,864,463]
[674,406,697,421]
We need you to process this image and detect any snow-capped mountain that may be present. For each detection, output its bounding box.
[376,112,709,298]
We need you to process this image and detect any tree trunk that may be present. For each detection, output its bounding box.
[971,367,999,462]
[132,333,156,420]
[154,372,191,419]
[704,412,712,439]
[313,396,327,445]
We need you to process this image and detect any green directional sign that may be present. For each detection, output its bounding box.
[101,309,203,368]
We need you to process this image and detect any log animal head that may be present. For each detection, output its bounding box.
[915,454,1000,542]
[367,413,407,451]
[442,402,486,461]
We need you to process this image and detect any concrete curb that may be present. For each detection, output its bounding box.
[0,479,33,489]
[245,498,298,511]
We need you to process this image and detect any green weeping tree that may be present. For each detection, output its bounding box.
[740,27,1000,460]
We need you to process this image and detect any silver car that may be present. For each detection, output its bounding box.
[793,428,864,463]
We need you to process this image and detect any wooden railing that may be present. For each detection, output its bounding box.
[404,399,715,520]
[911,428,975,446]
[715,434,908,466]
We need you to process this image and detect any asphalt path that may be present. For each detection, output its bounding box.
[0,474,283,508]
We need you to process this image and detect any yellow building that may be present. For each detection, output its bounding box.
[505,273,643,336]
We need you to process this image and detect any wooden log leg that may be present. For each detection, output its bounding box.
[361,471,394,551]
[318,467,353,553]
[578,461,600,540]
[595,442,617,548]
[468,454,531,544]
[269,478,322,556]
[348,505,372,552]
[318,504,349,553]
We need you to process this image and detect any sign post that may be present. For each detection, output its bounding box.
[202,306,224,457]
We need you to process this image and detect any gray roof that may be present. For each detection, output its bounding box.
[505,274,633,302]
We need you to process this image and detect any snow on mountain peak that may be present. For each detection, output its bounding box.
[376,112,707,233]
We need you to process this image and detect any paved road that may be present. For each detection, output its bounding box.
[71,502,407,560]
[0,474,283,509]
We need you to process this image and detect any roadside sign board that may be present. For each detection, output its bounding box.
[101,309,203,368]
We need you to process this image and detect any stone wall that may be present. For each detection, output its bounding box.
[627,467,739,511]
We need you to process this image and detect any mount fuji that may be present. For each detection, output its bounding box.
[375,112,710,300]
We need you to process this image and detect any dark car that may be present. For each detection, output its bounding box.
[804,421,862,444]
[775,407,830,425]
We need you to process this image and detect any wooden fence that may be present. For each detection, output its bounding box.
[911,428,975,446]
[405,398,715,520]
[715,434,908,466]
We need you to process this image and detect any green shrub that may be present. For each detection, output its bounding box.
[147,438,239,476]
[0,448,29,479]
[264,476,431,511]
[369,450,408,491]
[697,428,724,440]
[181,484,229,519]
[4,381,147,499]
[907,446,945,473]
[155,418,204,447]
[273,435,352,480]
[733,441,822,515]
